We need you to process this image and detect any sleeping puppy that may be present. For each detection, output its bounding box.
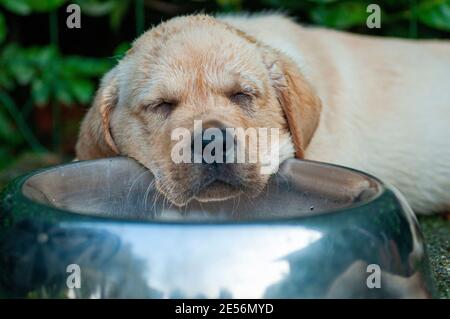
[76,14,450,214]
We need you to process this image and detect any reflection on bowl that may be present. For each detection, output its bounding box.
[0,157,436,298]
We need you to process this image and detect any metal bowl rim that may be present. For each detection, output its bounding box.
[4,157,390,226]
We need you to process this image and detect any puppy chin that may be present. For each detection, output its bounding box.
[159,190,192,207]
[154,166,270,207]
[157,180,250,207]
[193,181,243,203]
[157,184,241,207]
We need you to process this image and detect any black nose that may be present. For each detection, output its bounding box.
[191,128,234,164]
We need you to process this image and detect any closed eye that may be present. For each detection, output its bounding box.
[229,92,253,105]
[144,100,176,116]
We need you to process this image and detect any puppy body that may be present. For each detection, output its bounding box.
[221,14,450,214]
[77,14,450,214]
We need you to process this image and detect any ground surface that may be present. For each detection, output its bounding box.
[0,153,449,298]
[419,215,450,298]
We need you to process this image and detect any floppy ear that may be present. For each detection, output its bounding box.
[75,69,120,160]
[267,52,322,159]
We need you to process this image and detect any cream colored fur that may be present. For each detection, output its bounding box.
[76,14,449,214]
[221,14,450,214]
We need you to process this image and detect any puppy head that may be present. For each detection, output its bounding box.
[76,15,321,206]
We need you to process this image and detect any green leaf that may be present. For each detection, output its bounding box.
[109,0,130,31]
[0,72,15,90]
[0,13,6,43]
[53,81,74,105]
[67,78,95,104]
[31,78,51,105]
[31,45,58,67]
[62,56,112,77]
[311,1,370,29]
[416,0,450,32]
[113,42,132,59]
[217,0,242,12]
[0,110,21,145]
[73,0,116,16]
[0,0,65,15]
[1,43,20,59]
[9,59,35,85]
[24,0,67,13]
[0,146,15,170]
[0,0,32,15]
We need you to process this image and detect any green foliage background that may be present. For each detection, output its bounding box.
[0,0,449,170]
[0,0,448,299]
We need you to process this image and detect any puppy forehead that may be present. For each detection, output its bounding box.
[144,34,265,96]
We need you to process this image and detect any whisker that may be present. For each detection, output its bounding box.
[126,169,152,205]
[199,201,207,217]
[235,194,241,219]
[231,197,236,218]
[143,181,155,214]
[152,187,162,215]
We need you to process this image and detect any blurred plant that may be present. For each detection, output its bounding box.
[262,0,450,35]
[0,0,134,28]
[415,0,450,31]
[217,0,242,12]
[0,44,112,167]
[0,0,114,168]
[0,0,67,15]
[0,45,112,106]
[0,0,448,171]
[73,0,132,31]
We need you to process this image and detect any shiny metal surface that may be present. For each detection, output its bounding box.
[0,157,435,298]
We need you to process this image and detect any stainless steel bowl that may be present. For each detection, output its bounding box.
[0,157,435,298]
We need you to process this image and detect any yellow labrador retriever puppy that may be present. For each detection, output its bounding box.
[76,14,450,214]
